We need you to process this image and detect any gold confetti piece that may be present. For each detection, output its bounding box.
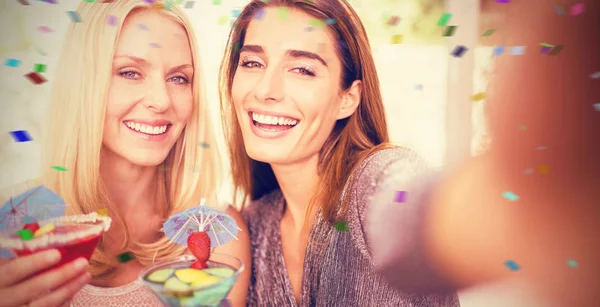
[96,208,108,216]
[390,34,403,44]
[519,125,528,130]
[471,92,486,102]
[538,165,550,174]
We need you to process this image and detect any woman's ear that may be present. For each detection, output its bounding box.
[336,80,362,120]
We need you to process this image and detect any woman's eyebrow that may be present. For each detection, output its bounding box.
[240,44,328,67]
[113,55,151,66]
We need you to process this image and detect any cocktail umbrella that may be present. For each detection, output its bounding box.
[162,199,240,248]
[0,185,66,258]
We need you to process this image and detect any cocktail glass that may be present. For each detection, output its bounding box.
[140,253,244,307]
[0,213,111,276]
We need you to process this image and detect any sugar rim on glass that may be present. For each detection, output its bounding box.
[0,212,112,250]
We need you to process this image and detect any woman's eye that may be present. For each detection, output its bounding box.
[169,76,190,84]
[293,66,316,77]
[241,60,263,69]
[119,70,141,80]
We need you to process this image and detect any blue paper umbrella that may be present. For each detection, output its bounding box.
[163,199,240,248]
[0,185,66,258]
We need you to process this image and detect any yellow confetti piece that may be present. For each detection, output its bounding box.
[97,208,108,216]
[391,34,403,44]
[34,223,55,237]
[471,92,486,102]
[538,165,550,174]
[218,16,229,25]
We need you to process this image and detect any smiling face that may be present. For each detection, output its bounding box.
[231,7,360,166]
[103,9,193,167]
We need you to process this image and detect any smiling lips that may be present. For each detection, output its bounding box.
[124,120,171,135]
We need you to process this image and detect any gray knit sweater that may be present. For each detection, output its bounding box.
[242,147,460,306]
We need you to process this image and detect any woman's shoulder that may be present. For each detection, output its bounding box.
[241,189,284,226]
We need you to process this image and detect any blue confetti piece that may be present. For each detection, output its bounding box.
[5,58,21,67]
[567,259,578,268]
[511,46,526,55]
[9,130,33,142]
[493,45,504,56]
[232,9,241,18]
[541,46,551,54]
[554,5,566,15]
[149,42,161,48]
[254,8,266,20]
[451,45,468,57]
[504,260,521,271]
[502,191,519,201]
[67,11,82,23]
[324,18,336,25]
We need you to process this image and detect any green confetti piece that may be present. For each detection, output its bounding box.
[539,42,554,47]
[218,16,229,25]
[17,229,33,241]
[212,0,221,5]
[34,64,46,73]
[502,191,519,201]
[443,26,457,37]
[117,252,135,263]
[308,19,322,27]
[278,7,290,19]
[567,259,578,268]
[51,165,68,171]
[334,221,349,232]
[437,13,452,27]
[481,29,495,36]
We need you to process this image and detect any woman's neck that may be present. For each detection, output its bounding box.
[271,154,320,235]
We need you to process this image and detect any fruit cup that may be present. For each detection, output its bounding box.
[0,213,111,276]
[140,253,244,307]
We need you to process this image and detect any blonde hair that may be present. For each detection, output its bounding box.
[41,0,222,277]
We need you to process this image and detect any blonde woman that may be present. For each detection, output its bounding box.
[0,1,250,306]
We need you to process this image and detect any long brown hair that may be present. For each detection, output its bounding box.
[219,0,392,225]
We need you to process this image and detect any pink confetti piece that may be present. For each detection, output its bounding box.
[570,2,584,16]
[107,15,117,26]
[37,26,53,33]
[394,191,407,203]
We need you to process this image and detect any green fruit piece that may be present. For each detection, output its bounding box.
[191,275,222,288]
[175,268,210,283]
[147,269,174,283]
[203,267,235,278]
[164,277,191,292]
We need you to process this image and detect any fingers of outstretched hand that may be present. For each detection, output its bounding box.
[29,272,91,307]
[0,250,61,288]
[0,257,88,307]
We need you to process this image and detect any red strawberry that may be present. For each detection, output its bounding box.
[187,232,210,262]
[191,260,208,270]
[23,223,40,234]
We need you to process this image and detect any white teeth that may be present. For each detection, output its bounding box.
[251,112,298,126]
[124,122,168,135]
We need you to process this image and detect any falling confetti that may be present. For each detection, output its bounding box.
[184,1,194,9]
[308,19,323,28]
[149,42,161,48]
[34,64,46,73]
[218,16,229,25]
[324,18,336,25]
[519,125,527,130]
[437,13,452,27]
[593,103,600,111]
[540,46,552,54]
[549,45,564,55]
[496,0,510,3]
[96,208,109,216]
[502,191,519,201]
[232,8,241,18]
[481,29,495,37]
[493,45,505,56]
[570,2,584,16]
[567,259,578,268]
[390,34,403,44]
[554,5,566,15]
[470,92,486,102]
[17,229,34,241]
[37,26,53,33]
[117,252,135,263]
[138,24,149,31]
[5,58,21,67]
[386,16,400,26]
[107,15,117,26]
[443,26,457,37]
[334,221,349,232]
[504,260,521,271]
[199,142,210,148]
[539,42,554,47]
[451,45,468,57]
[212,0,221,5]
[524,168,534,175]
[536,146,547,150]
[511,46,526,55]
[538,165,550,174]
[394,191,406,203]
[51,166,68,171]
[67,11,83,23]
[278,7,290,19]
[25,72,47,85]
[10,130,33,143]
[254,9,266,20]
[590,71,600,79]
[40,0,57,3]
